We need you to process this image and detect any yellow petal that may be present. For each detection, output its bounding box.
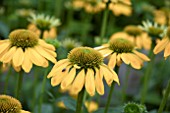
[153,38,169,54]
[100,64,119,85]
[26,48,48,67]
[0,40,11,54]
[22,51,33,73]
[1,46,16,63]
[12,47,24,67]
[164,42,170,57]
[99,49,113,57]
[35,45,57,63]
[108,53,117,69]
[116,53,122,66]
[94,44,109,50]
[38,40,55,51]
[85,68,95,96]
[44,48,57,57]
[95,68,104,95]
[71,69,85,94]
[61,67,76,90]
[47,59,70,78]
[126,53,141,69]
[51,66,70,86]
[121,53,130,64]
[20,110,31,113]
[133,50,150,61]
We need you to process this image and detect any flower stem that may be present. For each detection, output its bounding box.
[141,41,156,104]
[4,67,12,94]
[100,1,110,44]
[38,69,48,113]
[15,71,23,99]
[40,29,45,39]
[122,65,131,102]
[32,67,39,111]
[158,80,170,113]
[75,88,85,113]
[104,66,119,113]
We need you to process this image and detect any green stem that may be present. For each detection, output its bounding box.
[158,80,170,113]
[38,69,48,113]
[3,67,12,94]
[32,67,39,111]
[40,29,45,39]
[15,71,24,99]
[100,2,110,44]
[141,41,156,104]
[122,65,131,102]
[75,88,85,113]
[104,66,119,113]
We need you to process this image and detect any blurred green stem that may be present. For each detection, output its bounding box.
[4,67,12,94]
[75,88,85,113]
[122,65,131,102]
[158,80,170,113]
[141,41,156,104]
[40,29,45,39]
[38,69,48,113]
[32,67,39,111]
[100,2,110,44]
[15,71,23,99]
[104,66,119,113]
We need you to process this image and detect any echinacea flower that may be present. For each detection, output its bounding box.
[85,101,98,113]
[124,25,152,50]
[153,27,170,58]
[47,47,119,96]
[123,102,147,113]
[0,95,31,113]
[0,29,57,73]
[28,13,60,31]
[95,38,150,69]
[139,20,166,39]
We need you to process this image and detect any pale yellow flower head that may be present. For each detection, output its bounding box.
[0,95,31,113]
[0,29,57,73]
[95,38,150,69]
[154,26,170,58]
[123,25,152,50]
[28,13,61,31]
[47,47,119,96]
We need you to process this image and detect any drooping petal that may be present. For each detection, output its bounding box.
[95,68,104,95]
[164,42,170,58]
[47,59,70,78]
[108,53,117,69]
[94,44,109,51]
[121,53,130,64]
[44,48,57,57]
[61,67,76,90]
[26,48,48,67]
[51,66,70,86]
[100,64,119,86]
[126,53,141,69]
[99,49,113,57]
[22,51,33,73]
[133,50,150,61]
[1,46,16,63]
[116,53,122,66]
[71,69,85,94]
[153,38,169,54]
[35,45,56,63]
[12,47,24,67]
[85,68,95,96]
[38,40,55,51]
[0,40,11,54]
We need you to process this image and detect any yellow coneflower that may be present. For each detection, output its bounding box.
[154,27,170,58]
[27,24,57,39]
[95,38,150,69]
[28,13,60,31]
[0,29,57,73]
[124,25,152,50]
[71,0,86,10]
[0,95,31,113]
[47,47,119,96]
[84,0,105,13]
[107,0,132,16]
